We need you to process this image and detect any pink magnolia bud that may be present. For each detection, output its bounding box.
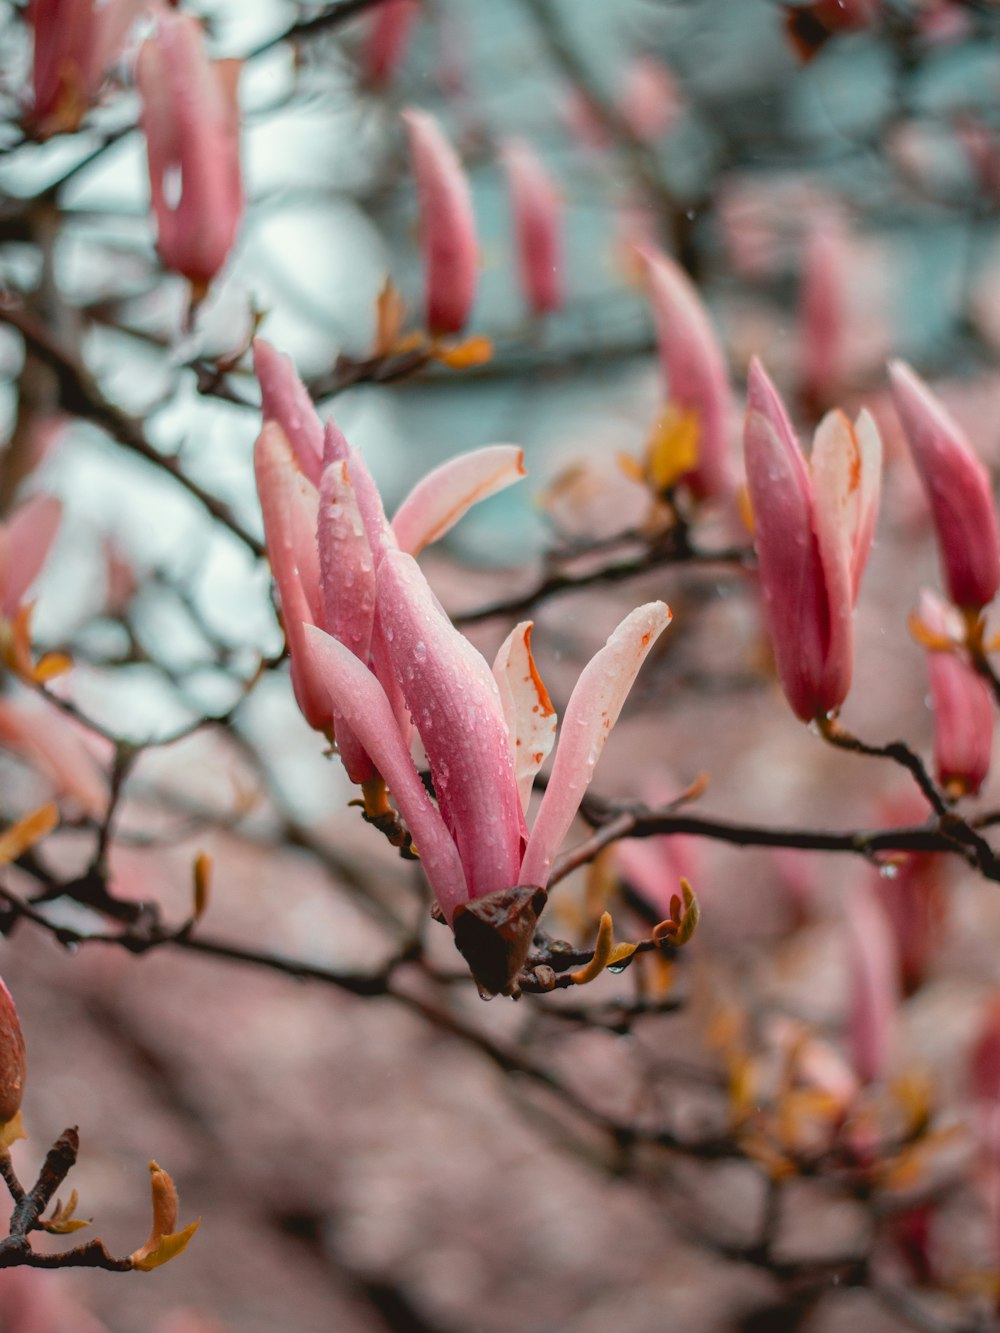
[500,139,563,317]
[362,0,419,87]
[402,107,477,335]
[799,213,847,412]
[0,977,25,1127]
[28,0,142,137]
[639,246,734,501]
[889,361,1000,610]
[744,359,882,721]
[918,590,994,796]
[137,14,243,294]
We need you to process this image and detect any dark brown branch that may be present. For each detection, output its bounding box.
[454,536,753,626]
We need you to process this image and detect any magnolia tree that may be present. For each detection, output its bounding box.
[4,0,1000,1329]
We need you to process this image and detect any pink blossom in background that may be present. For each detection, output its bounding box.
[27,0,143,137]
[870,794,948,995]
[889,361,1000,612]
[402,107,478,335]
[743,359,882,721]
[361,0,419,86]
[619,56,680,144]
[0,1268,110,1333]
[137,12,243,294]
[500,139,563,317]
[799,212,848,411]
[917,590,994,797]
[0,690,108,818]
[953,115,1000,201]
[639,246,734,500]
[612,780,700,923]
[845,886,899,1085]
[0,493,60,621]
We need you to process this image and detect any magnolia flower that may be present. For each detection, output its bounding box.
[917,590,994,797]
[253,341,525,784]
[137,13,243,294]
[306,595,671,993]
[500,139,563,317]
[28,0,143,137]
[638,246,733,500]
[744,358,881,722]
[889,361,1000,612]
[403,108,477,335]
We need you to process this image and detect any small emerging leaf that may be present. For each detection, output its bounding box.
[434,335,493,369]
[192,852,212,921]
[42,1190,91,1234]
[374,279,407,357]
[653,878,700,946]
[130,1160,200,1272]
[645,404,700,494]
[569,911,614,986]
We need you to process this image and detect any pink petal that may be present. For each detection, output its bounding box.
[0,692,108,819]
[501,139,563,317]
[317,459,378,783]
[377,550,523,900]
[253,339,325,484]
[362,0,419,86]
[744,360,834,721]
[402,107,478,336]
[809,409,881,712]
[28,0,95,134]
[86,0,145,93]
[889,360,1000,609]
[848,409,883,599]
[0,494,61,618]
[492,621,557,816]
[391,445,526,555]
[138,13,243,289]
[640,245,733,500]
[520,601,672,889]
[919,589,994,795]
[254,424,329,732]
[305,626,468,918]
[337,445,413,747]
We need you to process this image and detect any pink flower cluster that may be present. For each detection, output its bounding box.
[253,343,671,990]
